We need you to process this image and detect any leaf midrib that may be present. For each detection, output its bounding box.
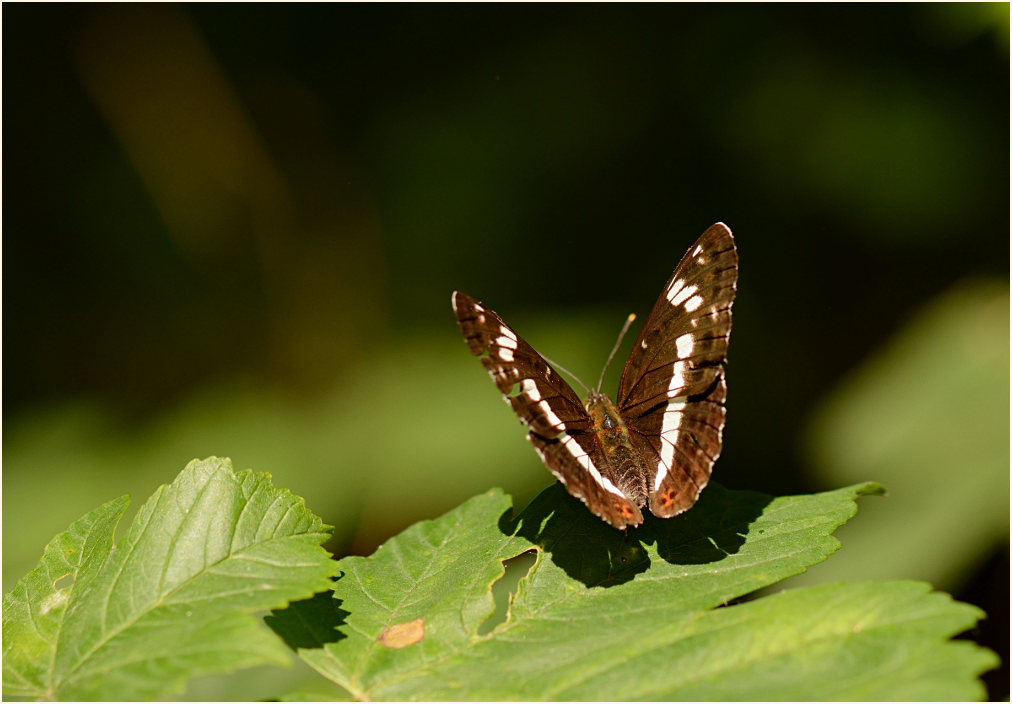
[56,476,296,692]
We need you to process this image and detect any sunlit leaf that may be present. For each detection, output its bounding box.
[272,481,995,700]
[2,457,337,700]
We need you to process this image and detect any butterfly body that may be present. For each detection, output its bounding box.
[584,392,650,509]
[453,223,737,530]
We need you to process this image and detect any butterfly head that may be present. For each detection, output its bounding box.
[585,391,624,432]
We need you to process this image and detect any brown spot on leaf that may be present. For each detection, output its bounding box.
[378,618,425,649]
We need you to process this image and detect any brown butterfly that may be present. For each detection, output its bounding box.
[452,223,737,529]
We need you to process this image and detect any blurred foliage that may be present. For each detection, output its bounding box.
[797,280,1008,591]
[3,4,1008,700]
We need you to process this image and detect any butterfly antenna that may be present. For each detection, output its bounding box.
[596,313,636,392]
[541,354,591,396]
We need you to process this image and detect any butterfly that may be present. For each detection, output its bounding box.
[452,223,737,529]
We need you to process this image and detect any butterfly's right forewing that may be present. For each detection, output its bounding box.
[616,224,738,519]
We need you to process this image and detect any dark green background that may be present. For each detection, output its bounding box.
[4,4,1008,700]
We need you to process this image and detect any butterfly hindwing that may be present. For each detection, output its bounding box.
[617,223,738,518]
[452,291,644,528]
[527,431,644,529]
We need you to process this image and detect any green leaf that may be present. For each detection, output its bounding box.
[273,481,994,700]
[2,457,338,700]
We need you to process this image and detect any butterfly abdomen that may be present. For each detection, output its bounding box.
[585,393,650,508]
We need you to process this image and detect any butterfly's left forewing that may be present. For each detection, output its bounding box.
[453,291,589,439]
[452,291,644,528]
[617,223,738,518]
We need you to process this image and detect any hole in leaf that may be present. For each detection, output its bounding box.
[478,549,538,635]
[54,573,74,590]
